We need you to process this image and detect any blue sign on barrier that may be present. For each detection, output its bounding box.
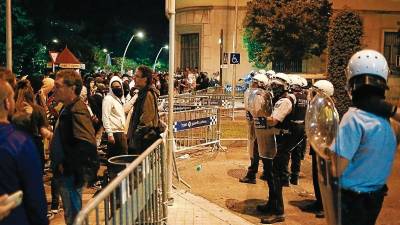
[173,116,217,132]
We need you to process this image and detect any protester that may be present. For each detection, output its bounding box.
[102,75,128,158]
[127,65,163,154]
[50,69,98,225]
[0,79,48,225]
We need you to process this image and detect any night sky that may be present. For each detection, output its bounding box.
[23,0,169,59]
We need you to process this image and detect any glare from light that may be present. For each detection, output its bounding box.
[136,31,145,39]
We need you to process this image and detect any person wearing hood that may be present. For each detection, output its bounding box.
[102,75,128,158]
[127,65,162,154]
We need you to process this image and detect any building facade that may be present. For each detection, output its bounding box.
[175,0,400,85]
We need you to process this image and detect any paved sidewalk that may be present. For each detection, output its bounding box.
[168,190,254,225]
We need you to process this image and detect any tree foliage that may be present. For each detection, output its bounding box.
[0,0,45,75]
[243,0,331,68]
[327,9,363,118]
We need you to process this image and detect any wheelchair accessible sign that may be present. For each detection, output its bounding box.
[230,53,240,64]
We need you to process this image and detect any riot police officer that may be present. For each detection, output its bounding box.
[286,75,308,185]
[329,49,397,225]
[301,79,335,218]
[258,72,295,224]
[239,73,269,184]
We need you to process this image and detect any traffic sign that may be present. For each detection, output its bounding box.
[230,53,240,64]
[223,53,229,64]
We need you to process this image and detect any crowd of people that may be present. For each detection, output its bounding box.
[0,49,400,225]
[0,65,164,225]
[240,49,400,225]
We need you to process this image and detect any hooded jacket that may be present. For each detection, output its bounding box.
[102,76,126,136]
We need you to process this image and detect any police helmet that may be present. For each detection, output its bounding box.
[346,49,389,91]
[314,80,334,97]
[266,70,276,77]
[253,73,269,86]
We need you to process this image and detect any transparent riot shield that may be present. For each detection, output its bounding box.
[249,88,277,158]
[305,89,340,225]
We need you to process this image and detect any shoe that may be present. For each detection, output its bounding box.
[300,202,322,213]
[259,173,268,181]
[239,176,256,184]
[290,175,298,185]
[261,214,285,224]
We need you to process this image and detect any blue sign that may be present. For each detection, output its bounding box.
[230,53,240,64]
[173,116,217,132]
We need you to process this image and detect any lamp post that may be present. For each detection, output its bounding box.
[6,0,12,72]
[153,45,169,71]
[120,31,145,74]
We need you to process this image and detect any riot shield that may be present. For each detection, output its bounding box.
[305,89,340,225]
[249,88,277,159]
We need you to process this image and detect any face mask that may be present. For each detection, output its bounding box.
[112,87,123,98]
[272,85,285,99]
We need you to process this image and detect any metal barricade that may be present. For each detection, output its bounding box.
[73,139,168,225]
[159,107,222,153]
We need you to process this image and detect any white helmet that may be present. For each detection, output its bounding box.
[253,73,269,86]
[273,73,290,84]
[299,76,308,88]
[314,80,334,97]
[258,69,267,75]
[288,75,303,87]
[266,70,276,77]
[346,49,389,90]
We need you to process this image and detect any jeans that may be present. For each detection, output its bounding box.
[51,176,61,210]
[57,176,83,225]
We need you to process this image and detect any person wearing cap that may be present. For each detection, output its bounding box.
[258,72,296,224]
[330,49,396,225]
[239,73,274,184]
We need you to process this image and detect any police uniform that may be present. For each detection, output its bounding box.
[259,94,295,218]
[273,94,296,186]
[286,89,308,184]
[331,107,396,225]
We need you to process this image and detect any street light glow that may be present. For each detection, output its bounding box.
[53,39,59,43]
[164,45,169,49]
[136,31,144,39]
[103,48,108,53]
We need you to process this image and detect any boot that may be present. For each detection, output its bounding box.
[239,176,256,184]
[240,157,258,184]
[257,201,274,215]
[290,174,299,185]
[261,214,285,224]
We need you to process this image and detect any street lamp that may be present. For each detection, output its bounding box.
[153,45,169,71]
[52,39,59,43]
[121,31,145,74]
[103,48,108,53]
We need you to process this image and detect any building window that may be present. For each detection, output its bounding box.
[181,33,199,70]
[383,31,400,75]
[272,59,303,73]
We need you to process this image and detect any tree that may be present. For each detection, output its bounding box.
[0,0,43,75]
[243,28,267,68]
[243,0,331,71]
[327,9,363,118]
